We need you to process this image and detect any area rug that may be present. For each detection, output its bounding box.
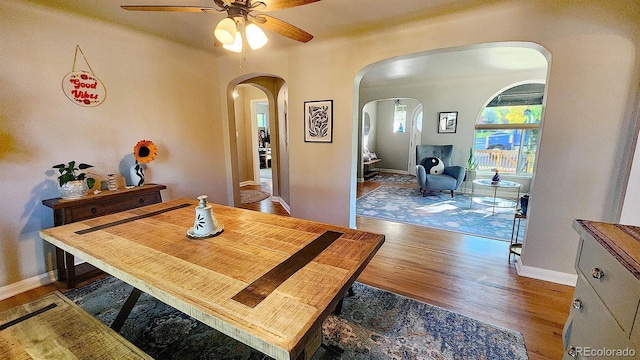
[357,185,524,241]
[65,276,527,360]
[368,173,417,185]
[240,189,270,204]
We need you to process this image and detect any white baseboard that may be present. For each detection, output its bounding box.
[0,271,56,301]
[240,180,259,187]
[270,196,291,214]
[516,258,577,287]
[379,168,411,175]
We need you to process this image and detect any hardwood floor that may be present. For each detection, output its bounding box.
[1,179,572,360]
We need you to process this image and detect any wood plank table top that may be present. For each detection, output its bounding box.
[39,199,385,360]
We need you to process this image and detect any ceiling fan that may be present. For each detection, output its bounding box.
[121,0,319,52]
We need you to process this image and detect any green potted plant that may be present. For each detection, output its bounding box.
[51,161,96,199]
[466,147,478,171]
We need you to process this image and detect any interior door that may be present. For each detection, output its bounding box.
[408,105,423,175]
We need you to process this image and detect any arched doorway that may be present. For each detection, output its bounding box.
[359,98,423,180]
[225,75,290,211]
[352,42,549,228]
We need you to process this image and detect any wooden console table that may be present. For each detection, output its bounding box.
[42,184,166,288]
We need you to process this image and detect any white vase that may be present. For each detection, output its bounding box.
[130,162,145,186]
[59,180,88,200]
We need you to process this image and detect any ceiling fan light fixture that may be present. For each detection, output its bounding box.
[245,23,268,50]
[214,17,237,45]
[223,31,243,53]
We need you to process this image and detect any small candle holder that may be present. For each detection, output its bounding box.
[187,195,223,239]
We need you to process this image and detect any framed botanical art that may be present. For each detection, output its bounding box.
[304,100,333,143]
[438,111,458,133]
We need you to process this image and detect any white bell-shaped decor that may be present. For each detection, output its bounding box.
[188,195,223,238]
[223,31,243,53]
[245,23,268,50]
[214,17,237,45]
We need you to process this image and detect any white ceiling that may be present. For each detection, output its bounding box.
[360,46,548,87]
[24,0,549,86]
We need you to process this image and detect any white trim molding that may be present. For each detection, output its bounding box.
[0,271,56,301]
[240,180,259,187]
[270,196,290,214]
[516,258,577,287]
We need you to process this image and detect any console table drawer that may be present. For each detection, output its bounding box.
[69,193,161,222]
[564,276,630,359]
[577,234,640,333]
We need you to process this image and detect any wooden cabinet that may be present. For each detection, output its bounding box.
[42,184,166,288]
[563,220,640,358]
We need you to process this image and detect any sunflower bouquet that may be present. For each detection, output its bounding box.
[130,140,157,186]
[134,140,157,164]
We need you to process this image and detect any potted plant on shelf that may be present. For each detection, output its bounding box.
[51,161,96,199]
[465,147,478,181]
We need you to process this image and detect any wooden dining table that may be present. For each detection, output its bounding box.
[39,198,385,360]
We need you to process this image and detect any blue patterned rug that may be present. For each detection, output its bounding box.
[368,173,417,185]
[357,186,524,241]
[66,276,527,359]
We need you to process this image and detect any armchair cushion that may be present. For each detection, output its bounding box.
[422,157,444,174]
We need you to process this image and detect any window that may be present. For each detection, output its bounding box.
[257,113,267,128]
[473,103,542,175]
[393,104,406,133]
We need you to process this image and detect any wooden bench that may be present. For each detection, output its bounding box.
[0,291,151,359]
[363,158,382,179]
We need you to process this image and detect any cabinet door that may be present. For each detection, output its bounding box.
[563,276,632,359]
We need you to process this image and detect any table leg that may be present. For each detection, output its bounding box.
[111,287,142,332]
[65,252,76,288]
[492,187,497,215]
[470,182,474,209]
[55,247,67,281]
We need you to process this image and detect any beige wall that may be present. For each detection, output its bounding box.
[0,1,223,288]
[2,0,640,292]
[373,99,421,172]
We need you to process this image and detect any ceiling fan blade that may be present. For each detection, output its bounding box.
[257,15,313,43]
[258,0,321,12]
[121,5,216,12]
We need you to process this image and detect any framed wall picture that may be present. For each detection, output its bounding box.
[438,111,458,133]
[304,100,333,143]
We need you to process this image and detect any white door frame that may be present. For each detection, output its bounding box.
[250,98,268,184]
[408,104,423,175]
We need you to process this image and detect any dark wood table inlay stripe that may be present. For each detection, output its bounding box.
[75,203,191,235]
[232,230,343,308]
[0,303,58,331]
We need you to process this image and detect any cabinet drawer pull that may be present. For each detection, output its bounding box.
[572,298,582,309]
[138,198,145,205]
[591,267,605,279]
[91,207,97,215]
[567,346,577,357]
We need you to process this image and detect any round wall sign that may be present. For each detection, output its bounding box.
[62,71,106,107]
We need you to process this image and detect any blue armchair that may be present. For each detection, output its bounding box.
[415,145,466,197]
